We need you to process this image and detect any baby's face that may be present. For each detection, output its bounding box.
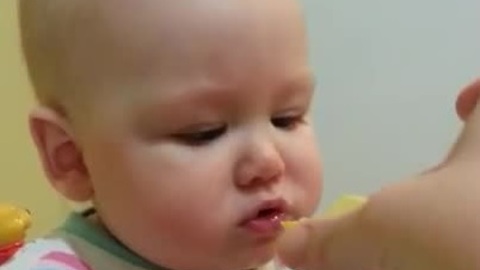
[74,0,322,269]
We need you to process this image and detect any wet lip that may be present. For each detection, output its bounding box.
[240,198,289,236]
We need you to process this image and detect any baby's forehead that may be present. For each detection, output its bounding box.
[67,0,305,78]
[84,0,303,53]
[20,0,305,119]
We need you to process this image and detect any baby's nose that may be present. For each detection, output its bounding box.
[235,142,286,188]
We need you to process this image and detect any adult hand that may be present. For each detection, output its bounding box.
[277,79,480,270]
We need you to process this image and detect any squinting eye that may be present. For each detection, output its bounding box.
[271,115,305,130]
[173,126,227,146]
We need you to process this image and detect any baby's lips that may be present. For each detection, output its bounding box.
[280,194,367,230]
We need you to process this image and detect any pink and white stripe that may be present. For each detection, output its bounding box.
[33,251,92,270]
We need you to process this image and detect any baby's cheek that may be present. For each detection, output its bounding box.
[293,146,322,214]
[299,176,322,216]
[308,177,323,213]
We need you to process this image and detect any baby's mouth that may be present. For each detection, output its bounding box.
[257,208,284,219]
[240,199,289,236]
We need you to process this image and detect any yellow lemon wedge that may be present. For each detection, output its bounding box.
[281,194,367,230]
[0,203,32,246]
[281,220,301,230]
[322,194,367,218]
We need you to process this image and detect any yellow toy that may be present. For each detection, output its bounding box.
[0,203,31,264]
[282,194,367,229]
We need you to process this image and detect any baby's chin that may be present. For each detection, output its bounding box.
[215,257,274,270]
[176,244,276,270]
[156,253,274,270]
[233,243,278,270]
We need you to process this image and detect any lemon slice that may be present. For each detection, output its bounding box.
[281,194,367,229]
[322,194,367,218]
[281,220,301,230]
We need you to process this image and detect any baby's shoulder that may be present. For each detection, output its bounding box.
[0,237,91,270]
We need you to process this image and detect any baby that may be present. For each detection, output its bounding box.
[6,0,322,269]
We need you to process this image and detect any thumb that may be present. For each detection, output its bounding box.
[456,78,480,121]
[277,209,385,270]
[446,79,480,165]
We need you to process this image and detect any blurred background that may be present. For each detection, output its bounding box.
[1,0,479,237]
[0,1,68,238]
[302,0,480,207]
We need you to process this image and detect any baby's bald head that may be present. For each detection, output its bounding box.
[19,0,138,122]
[19,0,307,124]
[19,0,89,116]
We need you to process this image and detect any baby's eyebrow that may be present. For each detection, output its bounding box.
[162,84,234,107]
[139,72,316,118]
[276,72,316,100]
[139,82,235,117]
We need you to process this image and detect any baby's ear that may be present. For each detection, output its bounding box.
[28,106,93,202]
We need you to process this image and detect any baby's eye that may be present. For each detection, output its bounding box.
[271,114,305,130]
[173,125,227,146]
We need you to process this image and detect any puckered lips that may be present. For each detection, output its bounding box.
[239,198,291,238]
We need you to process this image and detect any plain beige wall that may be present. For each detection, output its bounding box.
[0,1,68,238]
